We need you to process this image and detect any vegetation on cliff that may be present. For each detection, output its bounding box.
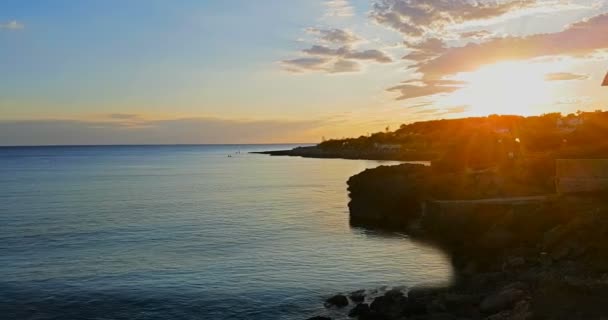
[317,111,608,168]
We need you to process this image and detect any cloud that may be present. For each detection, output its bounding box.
[281,57,332,73]
[106,113,141,120]
[386,13,608,100]
[330,59,361,73]
[306,28,360,44]
[441,105,469,114]
[324,0,355,18]
[370,0,542,39]
[0,117,327,145]
[388,79,467,100]
[416,13,608,80]
[0,20,24,30]
[544,72,589,81]
[345,49,393,63]
[402,38,447,62]
[283,45,392,73]
[281,56,362,74]
[460,30,495,40]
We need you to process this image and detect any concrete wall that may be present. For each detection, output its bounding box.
[556,159,608,194]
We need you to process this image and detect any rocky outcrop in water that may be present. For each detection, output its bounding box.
[307,164,608,320]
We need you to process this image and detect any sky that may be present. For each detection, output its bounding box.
[1,0,608,145]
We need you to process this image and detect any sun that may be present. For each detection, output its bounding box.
[445,61,554,116]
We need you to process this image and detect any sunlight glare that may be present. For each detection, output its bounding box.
[446,61,555,116]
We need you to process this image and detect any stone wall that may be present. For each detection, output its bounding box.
[556,159,608,194]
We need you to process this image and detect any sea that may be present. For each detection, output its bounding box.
[0,145,452,320]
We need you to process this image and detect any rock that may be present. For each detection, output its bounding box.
[468,272,508,291]
[463,261,478,275]
[407,285,442,301]
[427,313,458,320]
[511,300,533,320]
[484,301,532,320]
[484,311,512,320]
[480,283,527,314]
[427,298,446,314]
[442,293,481,316]
[543,225,566,249]
[370,290,408,317]
[307,317,332,320]
[384,288,405,299]
[403,298,428,316]
[350,290,366,303]
[359,311,390,320]
[325,294,349,308]
[506,256,526,268]
[348,303,371,318]
[482,228,514,249]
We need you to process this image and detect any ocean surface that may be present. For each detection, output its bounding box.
[0,145,452,320]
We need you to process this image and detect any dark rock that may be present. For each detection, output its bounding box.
[542,225,567,249]
[348,303,371,318]
[403,298,428,316]
[506,256,526,268]
[350,290,366,303]
[442,293,481,316]
[325,294,349,308]
[481,228,514,249]
[480,283,527,314]
[307,317,332,320]
[359,311,390,320]
[427,298,447,314]
[370,290,408,317]
[407,285,443,301]
[384,288,405,299]
[427,313,458,320]
[468,272,508,291]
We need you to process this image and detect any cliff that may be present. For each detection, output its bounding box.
[309,163,608,320]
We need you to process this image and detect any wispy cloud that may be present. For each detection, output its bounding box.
[387,12,608,100]
[282,26,392,74]
[370,0,587,40]
[0,20,24,30]
[417,14,608,80]
[324,0,355,18]
[306,28,360,44]
[281,44,392,74]
[545,72,589,81]
[370,0,539,39]
[388,79,467,100]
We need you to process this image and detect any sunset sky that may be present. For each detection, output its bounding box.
[2,0,608,145]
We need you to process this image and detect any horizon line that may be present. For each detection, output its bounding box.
[0,143,316,148]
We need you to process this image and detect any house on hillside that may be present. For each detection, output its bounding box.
[374,143,401,152]
[557,116,584,133]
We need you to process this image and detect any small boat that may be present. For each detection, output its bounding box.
[603,72,608,86]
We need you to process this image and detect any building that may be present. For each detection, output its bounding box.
[374,143,401,151]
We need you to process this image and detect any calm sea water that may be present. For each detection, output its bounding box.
[0,145,452,320]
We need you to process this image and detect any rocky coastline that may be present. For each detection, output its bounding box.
[252,146,437,162]
[303,163,608,320]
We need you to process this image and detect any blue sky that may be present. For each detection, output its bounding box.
[1,0,608,145]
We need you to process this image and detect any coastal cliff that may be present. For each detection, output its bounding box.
[309,163,608,320]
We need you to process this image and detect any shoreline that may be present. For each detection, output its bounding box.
[255,150,608,320]
[252,146,437,162]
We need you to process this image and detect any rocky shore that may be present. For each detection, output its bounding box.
[306,164,608,320]
[252,146,437,161]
